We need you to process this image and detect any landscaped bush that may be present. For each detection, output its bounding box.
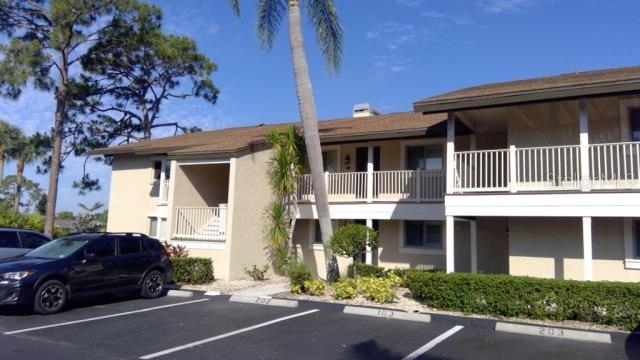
[289,262,312,294]
[333,278,358,300]
[356,277,396,303]
[347,263,389,278]
[304,279,326,296]
[171,257,214,284]
[244,264,269,281]
[404,271,640,330]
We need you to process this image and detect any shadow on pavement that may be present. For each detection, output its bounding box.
[346,340,404,360]
[0,290,169,317]
[625,323,640,360]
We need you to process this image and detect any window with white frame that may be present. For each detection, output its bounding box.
[152,160,171,181]
[406,145,443,170]
[404,221,443,249]
[148,216,167,240]
[322,150,338,172]
[630,108,640,142]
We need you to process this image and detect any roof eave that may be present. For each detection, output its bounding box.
[413,80,640,114]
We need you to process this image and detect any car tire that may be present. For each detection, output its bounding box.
[34,280,68,315]
[141,270,165,299]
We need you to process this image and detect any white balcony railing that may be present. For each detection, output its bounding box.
[298,169,445,203]
[453,141,640,192]
[173,206,227,241]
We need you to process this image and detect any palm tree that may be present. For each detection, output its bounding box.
[0,119,22,185]
[8,134,47,212]
[229,0,343,280]
[265,126,306,254]
[78,201,105,214]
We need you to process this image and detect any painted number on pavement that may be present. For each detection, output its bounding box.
[255,297,272,305]
[538,327,565,337]
[377,309,395,318]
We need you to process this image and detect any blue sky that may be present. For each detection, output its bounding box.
[2,0,640,212]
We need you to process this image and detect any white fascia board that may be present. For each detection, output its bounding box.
[297,202,445,220]
[445,192,640,217]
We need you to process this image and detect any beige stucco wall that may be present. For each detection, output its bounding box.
[225,149,273,279]
[294,219,474,276]
[186,248,230,280]
[106,155,159,234]
[173,164,229,208]
[508,217,640,282]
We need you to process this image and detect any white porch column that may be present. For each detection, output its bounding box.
[365,218,373,265]
[582,216,593,281]
[579,99,591,191]
[159,160,168,204]
[446,112,455,194]
[446,216,455,273]
[509,145,517,193]
[470,220,477,273]
[367,145,374,203]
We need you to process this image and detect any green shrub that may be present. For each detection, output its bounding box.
[356,277,396,303]
[171,257,214,284]
[333,278,358,300]
[404,272,640,331]
[289,262,311,294]
[244,264,269,281]
[347,263,389,279]
[330,224,378,278]
[304,279,326,296]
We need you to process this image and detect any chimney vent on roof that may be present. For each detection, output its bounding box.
[352,103,381,118]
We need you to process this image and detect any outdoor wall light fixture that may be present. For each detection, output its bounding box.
[344,154,351,166]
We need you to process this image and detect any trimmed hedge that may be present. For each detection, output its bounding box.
[171,257,214,284]
[347,264,388,278]
[405,271,640,330]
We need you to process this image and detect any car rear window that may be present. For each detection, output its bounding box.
[119,237,142,255]
[19,232,49,249]
[144,238,163,251]
[0,231,20,248]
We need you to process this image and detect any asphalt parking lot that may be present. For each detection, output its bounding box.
[0,292,638,360]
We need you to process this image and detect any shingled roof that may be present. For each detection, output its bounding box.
[93,111,447,157]
[414,65,640,113]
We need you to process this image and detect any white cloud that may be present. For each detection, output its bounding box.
[396,0,423,8]
[421,11,471,25]
[477,0,541,14]
[366,22,419,50]
[207,23,220,35]
[371,55,411,78]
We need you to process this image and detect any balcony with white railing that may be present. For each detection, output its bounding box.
[173,206,227,241]
[453,141,640,193]
[298,169,445,203]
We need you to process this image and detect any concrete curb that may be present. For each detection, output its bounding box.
[495,322,612,344]
[166,290,194,298]
[204,290,222,296]
[229,295,299,308]
[343,306,431,323]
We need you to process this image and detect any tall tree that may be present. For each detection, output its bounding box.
[70,2,218,193]
[0,119,22,184]
[0,0,142,236]
[229,0,343,280]
[7,133,48,212]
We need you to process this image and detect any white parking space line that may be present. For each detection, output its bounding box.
[402,325,464,360]
[4,298,209,335]
[139,309,321,359]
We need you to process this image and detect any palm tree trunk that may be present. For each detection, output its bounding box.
[288,1,339,281]
[13,159,24,212]
[0,153,4,184]
[44,87,66,236]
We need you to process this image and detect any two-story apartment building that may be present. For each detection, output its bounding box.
[97,65,640,282]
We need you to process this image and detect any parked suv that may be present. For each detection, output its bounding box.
[0,228,51,260]
[0,232,172,314]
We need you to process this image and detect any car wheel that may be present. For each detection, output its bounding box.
[34,280,68,315]
[141,270,165,299]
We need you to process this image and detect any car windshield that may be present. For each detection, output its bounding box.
[25,237,89,259]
